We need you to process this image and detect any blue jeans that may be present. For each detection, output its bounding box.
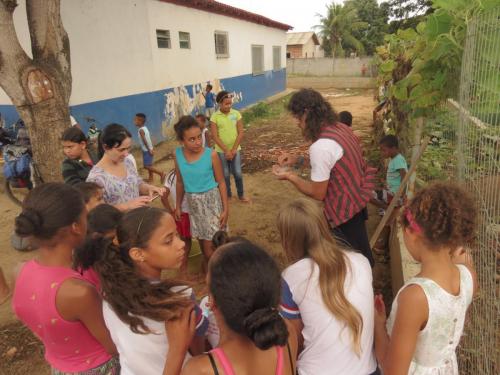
[218,151,244,198]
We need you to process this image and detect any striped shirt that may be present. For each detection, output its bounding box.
[318,123,376,227]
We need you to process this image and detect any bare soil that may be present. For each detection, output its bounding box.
[0,88,390,374]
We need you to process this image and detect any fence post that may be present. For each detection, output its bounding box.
[407,117,424,200]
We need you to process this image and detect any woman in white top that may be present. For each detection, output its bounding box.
[74,207,208,375]
[374,182,477,375]
[278,198,377,375]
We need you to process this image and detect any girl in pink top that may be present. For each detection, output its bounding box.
[182,241,298,375]
[12,183,118,374]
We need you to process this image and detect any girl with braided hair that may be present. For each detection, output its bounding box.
[374,182,478,375]
[182,240,298,375]
[74,206,208,375]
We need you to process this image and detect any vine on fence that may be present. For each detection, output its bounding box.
[375,0,498,150]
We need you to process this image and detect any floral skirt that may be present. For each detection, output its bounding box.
[51,357,120,375]
[186,187,224,241]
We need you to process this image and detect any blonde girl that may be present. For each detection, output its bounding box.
[278,198,378,375]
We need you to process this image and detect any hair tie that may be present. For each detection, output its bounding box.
[405,208,422,234]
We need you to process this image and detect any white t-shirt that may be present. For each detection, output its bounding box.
[201,128,209,148]
[164,173,189,213]
[309,138,343,182]
[103,286,207,375]
[281,253,376,375]
[138,126,153,152]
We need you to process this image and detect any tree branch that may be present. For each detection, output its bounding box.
[0,0,35,106]
[26,0,71,100]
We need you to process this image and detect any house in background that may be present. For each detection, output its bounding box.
[0,0,291,142]
[286,32,322,58]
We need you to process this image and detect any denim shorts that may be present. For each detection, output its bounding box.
[142,150,154,167]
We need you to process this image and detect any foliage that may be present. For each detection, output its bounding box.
[375,0,499,147]
[344,0,390,55]
[315,3,368,57]
[387,0,432,20]
[241,94,291,126]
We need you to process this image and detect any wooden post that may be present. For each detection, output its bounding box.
[369,136,430,249]
[407,117,424,200]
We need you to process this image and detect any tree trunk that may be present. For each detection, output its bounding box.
[0,0,71,182]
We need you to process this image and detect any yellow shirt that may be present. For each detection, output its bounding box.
[210,109,242,153]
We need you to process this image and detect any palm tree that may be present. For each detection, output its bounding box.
[315,3,368,57]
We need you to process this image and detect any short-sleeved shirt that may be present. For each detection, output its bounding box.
[309,138,344,182]
[210,109,242,153]
[164,173,190,213]
[86,157,142,205]
[387,153,408,193]
[280,254,377,375]
[205,92,216,108]
[103,286,207,375]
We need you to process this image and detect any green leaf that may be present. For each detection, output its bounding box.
[425,10,453,39]
[432,0,468,12]
[393,83,409,100]
[398,28,418,41]
[380,60,396,73]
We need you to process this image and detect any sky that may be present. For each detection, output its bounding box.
[220,0,384,32]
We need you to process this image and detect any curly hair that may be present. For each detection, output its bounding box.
[74,207,191,333]
[402,182,477,249]
[287,88,338,142]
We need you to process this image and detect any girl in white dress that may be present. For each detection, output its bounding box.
[374,182,478,375]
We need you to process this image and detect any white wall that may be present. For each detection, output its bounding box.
[0,0,287,106]
[146,1,287,91]
[287,57,375,77]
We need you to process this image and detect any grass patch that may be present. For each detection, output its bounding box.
[241,94,292,127]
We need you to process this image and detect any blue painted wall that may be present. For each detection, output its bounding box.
[0,69,286,144]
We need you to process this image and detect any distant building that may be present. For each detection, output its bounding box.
[286,32,322,59]
[0,0,291,142]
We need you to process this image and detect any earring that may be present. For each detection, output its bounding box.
[140,257,145,262]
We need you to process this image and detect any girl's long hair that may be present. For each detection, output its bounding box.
[74,207,191,334]
[277,198,363,355]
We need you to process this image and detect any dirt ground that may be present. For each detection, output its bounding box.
[0,88,390,374]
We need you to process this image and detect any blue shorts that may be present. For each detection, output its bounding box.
[142,151,154,167]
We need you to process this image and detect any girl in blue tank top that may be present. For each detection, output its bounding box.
[174,116,228,269]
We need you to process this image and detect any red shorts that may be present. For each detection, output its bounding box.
[176,212,191,238]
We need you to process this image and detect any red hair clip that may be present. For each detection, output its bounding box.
[405,208,423,234]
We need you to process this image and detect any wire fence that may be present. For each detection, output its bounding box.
[455,9,500,374]
[414,9,499,374]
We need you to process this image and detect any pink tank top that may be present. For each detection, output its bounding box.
[210,346,285,375]
[12,260,111,372]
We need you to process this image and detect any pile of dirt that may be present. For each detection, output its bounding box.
[0,322,48,375]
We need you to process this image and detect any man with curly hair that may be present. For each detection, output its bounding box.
[276,89,376,266]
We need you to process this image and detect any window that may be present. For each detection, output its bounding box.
[251,45,264,75]
[179,32,191,49]
[156,29,171,49]
[214,31,229,58]
[273,46,281,71]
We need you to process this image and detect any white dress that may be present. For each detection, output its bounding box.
[387,265,473,375]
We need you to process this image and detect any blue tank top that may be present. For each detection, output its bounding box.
[175,147,218,193]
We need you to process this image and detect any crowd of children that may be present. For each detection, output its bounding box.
[4,87,479,375]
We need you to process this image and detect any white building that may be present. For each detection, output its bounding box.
[0,0,291,142]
